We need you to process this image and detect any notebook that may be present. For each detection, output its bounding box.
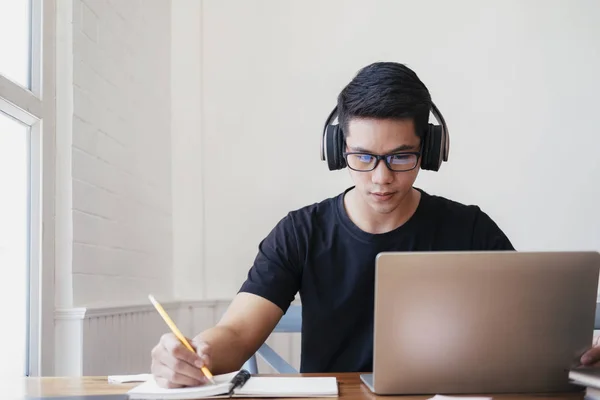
[127,370,339,399]
[428,395,491,400]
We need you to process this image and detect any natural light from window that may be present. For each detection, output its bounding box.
[0,0,31,88]
[0,113,29,377]
[0,0,32,377]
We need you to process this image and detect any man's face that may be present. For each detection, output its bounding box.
[344,117,421,215]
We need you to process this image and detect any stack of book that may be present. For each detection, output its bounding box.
[569,367,600,399]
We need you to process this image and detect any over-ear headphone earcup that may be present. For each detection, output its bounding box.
[334,128,346,169]
[325,125,346,170]
[422,124,442,171]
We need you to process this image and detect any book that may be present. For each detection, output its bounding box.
[428,396,491,400]
[127,369,339,399]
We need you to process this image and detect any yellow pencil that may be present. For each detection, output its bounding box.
[148,294,216,385]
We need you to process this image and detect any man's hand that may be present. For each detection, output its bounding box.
[580,336,600,366]
[151,333,212,388]
[149,293,283,377]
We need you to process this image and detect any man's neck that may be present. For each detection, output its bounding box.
[343,187,421,234]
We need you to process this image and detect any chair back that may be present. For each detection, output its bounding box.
[273,304,302,333]
[243,304,302,374]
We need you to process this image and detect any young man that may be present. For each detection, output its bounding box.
[150,62,600,388]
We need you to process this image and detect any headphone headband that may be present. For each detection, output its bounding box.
[430,102,449,163]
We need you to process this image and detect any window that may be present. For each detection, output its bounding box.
[0,0,56,376]
[0,0,31,88]
[0,115,29,377]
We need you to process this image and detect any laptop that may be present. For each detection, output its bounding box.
[360,251,600,395]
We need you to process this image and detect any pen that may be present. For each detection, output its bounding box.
[148,294,216,385]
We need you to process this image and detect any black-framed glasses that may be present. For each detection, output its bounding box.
[342,151,421,172]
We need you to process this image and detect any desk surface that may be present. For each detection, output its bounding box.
[15,373,586,400]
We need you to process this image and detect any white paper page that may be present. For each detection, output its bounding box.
[429,395,492,400]
[234,376,338,397]
[128,371,239,399]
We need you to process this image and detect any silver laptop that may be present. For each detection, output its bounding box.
[361,251,600,395]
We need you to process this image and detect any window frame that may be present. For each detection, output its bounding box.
[0,0,56,376]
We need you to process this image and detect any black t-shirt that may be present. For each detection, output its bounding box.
[238,186,514,373]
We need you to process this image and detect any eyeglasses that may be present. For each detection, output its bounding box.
[342,151,421,172]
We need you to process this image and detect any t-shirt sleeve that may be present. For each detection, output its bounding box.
[471,208,515,250]
[238,213,302,313]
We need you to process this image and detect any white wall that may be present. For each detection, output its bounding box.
[173,0,600,299]
[47,0,599,375]
[171,0,206,300]
[57,0,173,307]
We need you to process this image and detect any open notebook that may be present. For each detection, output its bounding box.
[127,370,339,399]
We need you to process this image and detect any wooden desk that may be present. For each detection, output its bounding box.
[16,373,586,400]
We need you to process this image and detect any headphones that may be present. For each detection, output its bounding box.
[319,102,450,172]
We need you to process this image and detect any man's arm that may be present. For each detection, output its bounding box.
[196,292,284,374]
[150,293,284,387]
[472,208,515,250]
[151,212,303,388]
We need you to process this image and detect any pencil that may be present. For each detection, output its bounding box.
[148,294,216,385]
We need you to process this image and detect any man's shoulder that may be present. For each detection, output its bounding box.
[285,190,342,222]
[419,188,485,219]
[418,188,514,250]
[264,191,343,250]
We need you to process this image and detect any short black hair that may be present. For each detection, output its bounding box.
[337,62,432,139]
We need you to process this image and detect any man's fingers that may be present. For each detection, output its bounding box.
[161,351,205,382]
[192,338,211,355]
[152,361,180,388]
[156,374,201,389]
[152,333,213,387]
[152,359,204,387]
[191,338,212,370]
[155,334,206,382]
[581,345,600,365]
[201,353,211,370]
[161,334,202,367]
[155,377,182,389]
